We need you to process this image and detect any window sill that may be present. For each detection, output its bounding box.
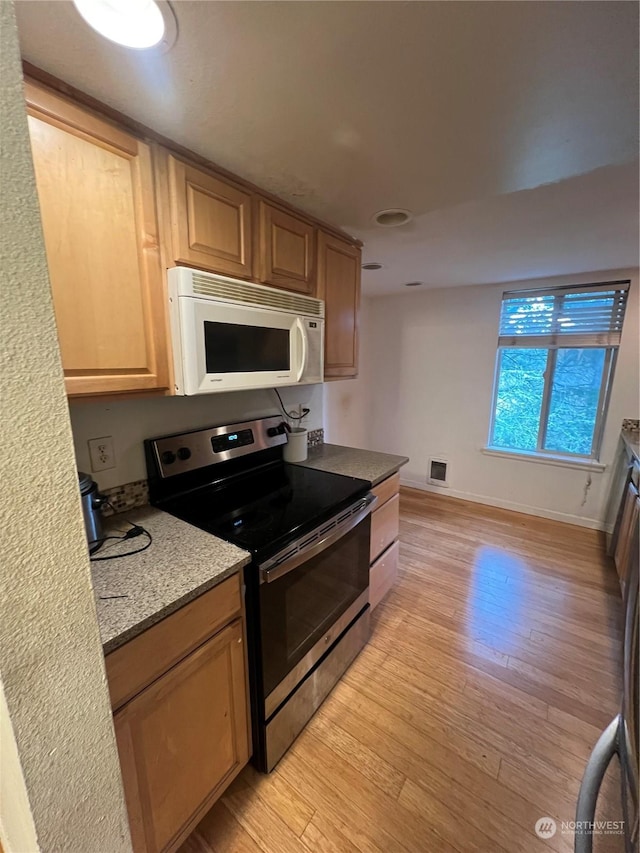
[481,447,606,472]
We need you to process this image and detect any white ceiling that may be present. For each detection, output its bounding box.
[15,1,639,296]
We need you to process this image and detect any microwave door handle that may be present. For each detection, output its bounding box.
[295,318,308,382]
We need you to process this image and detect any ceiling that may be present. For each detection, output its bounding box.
[15,1,639,296]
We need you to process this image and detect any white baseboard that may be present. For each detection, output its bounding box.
[399,478,605,531]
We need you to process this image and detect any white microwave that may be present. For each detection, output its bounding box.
[167,267,324,395]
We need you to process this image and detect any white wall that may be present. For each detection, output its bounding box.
[323,297,374,448]
[0,4,132,850]
[364,269,639,529]
[70,383,323,490]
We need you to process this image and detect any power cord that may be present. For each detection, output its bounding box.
[89,510,153,561]
[273,388,310,424]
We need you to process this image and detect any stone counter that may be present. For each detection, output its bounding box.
[296,443,409,487]
[91,506,250,654]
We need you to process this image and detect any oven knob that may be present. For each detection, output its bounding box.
[267,427,279,437]
[161,450,176,465]
[177,447,192,461]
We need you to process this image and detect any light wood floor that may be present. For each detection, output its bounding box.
[181,488,624,853]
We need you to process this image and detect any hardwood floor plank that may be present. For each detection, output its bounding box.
[222,784,309,853]
[300,813,362,853]
[288,728,487,853]
[321,690,571,853]
[193,801,263,853]
[239,763,316,837]
[305,712,407,799]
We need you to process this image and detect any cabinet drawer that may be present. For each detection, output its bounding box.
[106,573,242,711]
[372,473,400,509]
[370,494,400,563]
[370,541,399,610]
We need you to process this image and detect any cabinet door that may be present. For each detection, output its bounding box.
[114,620,249,853]
[258,201,315,293]
[25,81,170,397]
[616,482,640,593]
[317,231,361,378]
[167,154,252,278]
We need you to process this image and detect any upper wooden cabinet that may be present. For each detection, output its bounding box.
[165,152,253,279]
[317,231,361,378]
[25,81,170,397]
[24,73,363,398]
[257,201,316,294]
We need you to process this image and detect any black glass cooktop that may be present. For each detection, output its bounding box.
[160,462,369,561]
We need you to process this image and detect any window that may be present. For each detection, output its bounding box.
[489,281,629,459]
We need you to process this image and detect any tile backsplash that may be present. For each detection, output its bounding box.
[622,418,640,432]
[307,428,324,447]
[102,480,149,516]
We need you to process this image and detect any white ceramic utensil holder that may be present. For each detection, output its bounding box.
[283,428,308,463]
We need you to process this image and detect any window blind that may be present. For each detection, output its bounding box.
[498,280,630,348]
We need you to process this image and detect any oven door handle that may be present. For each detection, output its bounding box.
[259,493,378,584]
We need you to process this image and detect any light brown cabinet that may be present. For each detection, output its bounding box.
[106,575,250,853]
[369,474,401,609]
[615,478,640,597]
[257,200,316,294]
[317,231,361,378]
[166,152,253,279]
[25,81,171,397]
[25,73,364,399]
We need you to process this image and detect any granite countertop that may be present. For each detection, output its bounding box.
[297,443,409,486]
[621,429,640,463]
[91,506,250,654]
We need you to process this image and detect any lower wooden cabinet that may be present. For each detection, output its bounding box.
[370,540,399,610]
[615,479,640,597]
[369,474,401,609]
[106,576,250,853]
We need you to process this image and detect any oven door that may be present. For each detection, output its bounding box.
[177,297,306,394]
[258,499,373,720]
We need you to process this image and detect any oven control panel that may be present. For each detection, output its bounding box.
[148,416,287,478]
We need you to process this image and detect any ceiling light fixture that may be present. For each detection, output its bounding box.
[404,281,424,287]
[362,262,384,271]
[72,0,176,50]
[372,208,413,227]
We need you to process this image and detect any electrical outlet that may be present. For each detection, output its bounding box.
[88,436,116,472]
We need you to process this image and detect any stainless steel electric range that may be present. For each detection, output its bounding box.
[145,415,375,771]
